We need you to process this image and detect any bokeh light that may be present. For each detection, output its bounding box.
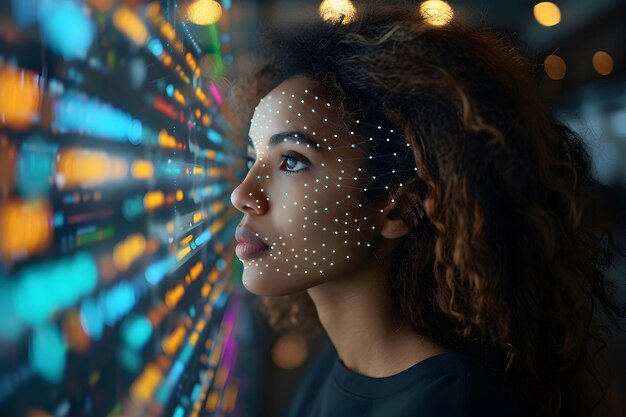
[0,65,41,130]
[271,333,308,370]
[419,0,454,26]
[544,54,567,80]
[38,0,95,60]
[319,0,357,25]
[533,2,561,27]
[187,0,223,25]
[113,6,149,45]
[592,51,614,76]
[0,199,52,262]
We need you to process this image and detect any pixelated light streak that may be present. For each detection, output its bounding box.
[53,92,143,144]
[76,225,115,246]
[67,208,114,225]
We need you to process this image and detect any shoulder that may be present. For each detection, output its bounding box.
[413,352,526,417]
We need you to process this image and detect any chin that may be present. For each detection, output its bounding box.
[241,268,321,296]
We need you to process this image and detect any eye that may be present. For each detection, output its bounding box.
[245,156,255,171]
[280,153,308,173]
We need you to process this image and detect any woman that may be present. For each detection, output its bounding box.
[229,5,624,417]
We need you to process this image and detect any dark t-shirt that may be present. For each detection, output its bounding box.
[284,345,525,417]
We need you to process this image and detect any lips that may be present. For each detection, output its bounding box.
[235,225,270,260]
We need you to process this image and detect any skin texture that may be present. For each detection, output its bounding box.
[230,75,446,377]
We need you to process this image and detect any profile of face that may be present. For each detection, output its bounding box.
[230,76,404,296]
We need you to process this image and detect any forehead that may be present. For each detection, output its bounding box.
[248,76,351,151]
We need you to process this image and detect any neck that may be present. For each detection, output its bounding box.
[306,254,447,377]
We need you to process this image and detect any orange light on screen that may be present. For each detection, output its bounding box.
[131,160,154,179]
[213,242,224,254]
[162,53,173,67]
[0,65,41,130]
[113,233,147,271]
[161,325,187,355]
[222,384,239,413]
[0,199,52,261]
[62,310,91,352]
[56,149,128,188]
[186,52,198,71]
[165,283,185,307]
[160,21,176,42]
[544,54,566,80]
[113,6,149,45]
[0,136,16,198]
[173,89,186,105]
[175,189,184,201]
[158,129,178,148]
[193,211,204,224]
[145,1,161,20]
[143,190,165,211]
[592,51,614,76]
[210,201,224,214]
[129,364,163,405]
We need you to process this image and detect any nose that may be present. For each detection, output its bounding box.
[230,170,269,215]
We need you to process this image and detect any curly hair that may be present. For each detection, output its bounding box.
[229,5,625,417]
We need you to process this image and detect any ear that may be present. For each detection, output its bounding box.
[379,200,411,240]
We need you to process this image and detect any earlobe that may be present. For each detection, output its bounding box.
[380,203,411,239]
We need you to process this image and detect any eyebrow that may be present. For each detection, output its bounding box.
[248,131,323,153]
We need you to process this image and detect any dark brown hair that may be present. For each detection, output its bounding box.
[229,6,625,417]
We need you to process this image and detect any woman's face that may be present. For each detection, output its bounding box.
[230,75,388,296]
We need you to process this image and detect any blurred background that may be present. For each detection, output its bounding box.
[0,1,624,417]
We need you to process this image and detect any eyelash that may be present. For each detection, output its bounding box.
[280,153,308,174]
[245,153,309,174]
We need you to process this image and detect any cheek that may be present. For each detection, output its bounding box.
[269,175,379,272]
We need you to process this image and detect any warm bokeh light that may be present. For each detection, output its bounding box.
[113,6,149,45]
[544,54,566,80]
[0,65,41,130]
[319,0,356,25]
[63,310,91,352]
[0,199,52,262]
[131,160,154,179]
[592,51,614,76]
[158,129,179,148]
[113,233,147,271]
[533,2,561,27]
[271,333,308,370]
[419,0,454,26]
[187,0,222,25]
[56,149,128,188]
[143,190,165,211]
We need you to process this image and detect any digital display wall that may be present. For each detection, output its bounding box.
[0,1,258,416]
